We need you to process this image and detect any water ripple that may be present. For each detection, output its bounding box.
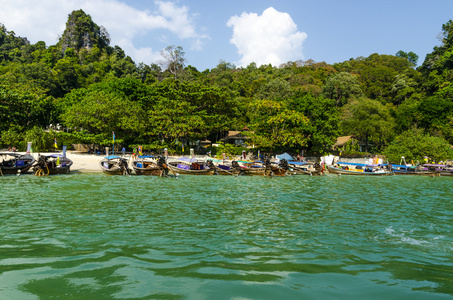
[1,174,452,298]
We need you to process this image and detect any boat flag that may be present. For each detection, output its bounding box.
[63,145,67,157]
[26,142,32,153]
[54,138,58,149]
[112,131,115,143]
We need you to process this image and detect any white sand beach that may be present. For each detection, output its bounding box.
[25,152,107,172]
[65,153,106,172]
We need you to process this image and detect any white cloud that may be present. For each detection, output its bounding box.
[227,7,307,67]
[0,0,208,64]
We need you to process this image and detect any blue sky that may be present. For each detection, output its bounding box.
[1,0,453,70]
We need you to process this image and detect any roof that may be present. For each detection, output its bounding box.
[221,130,252,141]
[104,155,123,160]
[138,155,155,158]
[334,135,354,147]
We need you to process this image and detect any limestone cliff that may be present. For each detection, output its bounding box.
[58,9,110,55]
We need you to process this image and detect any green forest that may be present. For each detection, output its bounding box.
[1,10,453,163]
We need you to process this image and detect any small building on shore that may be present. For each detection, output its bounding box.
[221,128,253,147]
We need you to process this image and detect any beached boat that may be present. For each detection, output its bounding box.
[205,159,243,175]
[328,161,393,176]
[99,156,131,175]
[264,159,288,176]
[236,160,266,175]
[235,159,287,176]
[0,152,35,175]
[422,164,453,176]
[287,161,323,175]
[132,155,160,176]
[33,154,73,175]
[167,157,214,175]
[390,156,437,176]
[132,155,173,177]
[391,164,438,176]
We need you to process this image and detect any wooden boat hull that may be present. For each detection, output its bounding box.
[264,166,287,176]
[37,165,72,175]
[132,160,163,176]
[288,168,323,176]
[239,166,264,176]
[393,170,438,176]
[438,171,453,176]
[210,164,242,175]
[328,165,393,176]
[287,162,323,176]
[101,166,126,175]
[421,164,453,176]
[134,167,162,176]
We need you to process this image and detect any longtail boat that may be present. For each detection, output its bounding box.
[391,164,438,176]
[264,159,288,176]
[33,154,73,175]
[132,155,172,177]
[422,164,453,176]
[99,156,131,175]
[0,152,35,175]
[236,160,266,175]
[328,161,393,176]
[206,159,242,175]
[287,161,324,175]
[236,159,288,176]
[167,157,214,175]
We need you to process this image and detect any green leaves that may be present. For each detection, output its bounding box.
[341,98,395,151]
[382,128,453,163]
[247,99,310,150]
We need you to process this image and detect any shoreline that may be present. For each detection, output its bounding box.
[18,152,202,173]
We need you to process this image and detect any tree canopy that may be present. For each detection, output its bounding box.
[1,11,453,160]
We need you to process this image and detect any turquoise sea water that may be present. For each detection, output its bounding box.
[0,173,452,299]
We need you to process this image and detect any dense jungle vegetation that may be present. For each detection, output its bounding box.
[1,10,453,162]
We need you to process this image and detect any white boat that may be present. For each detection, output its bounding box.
[99,156,131,175]
[328,161,393,176]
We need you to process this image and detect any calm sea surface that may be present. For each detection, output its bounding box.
[0,173,452,299]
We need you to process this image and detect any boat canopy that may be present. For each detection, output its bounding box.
[138,155,155,159]
[337,161,383,167]
[47,154,66,158]
[105,155,122,160]
[423,164,448,167]
[177,157,202,163]
[238,160,263,163]
[391,164,414,168]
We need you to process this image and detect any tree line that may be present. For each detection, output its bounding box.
[1,10,453,163]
